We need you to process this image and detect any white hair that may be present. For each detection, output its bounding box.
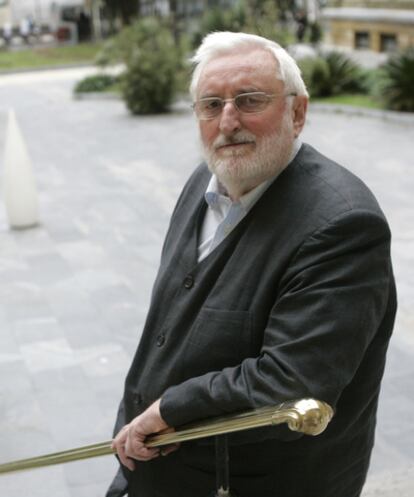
[190,31,309,99]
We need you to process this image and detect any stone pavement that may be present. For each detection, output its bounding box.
[0,67,413,497]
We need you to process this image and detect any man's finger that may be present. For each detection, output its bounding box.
[111,425,136,471]
[125,445,160,461]
[117,444,136,471]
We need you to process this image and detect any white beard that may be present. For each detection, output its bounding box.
[202,111,295,198]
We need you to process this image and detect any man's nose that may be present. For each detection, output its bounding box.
[218,102,242,136]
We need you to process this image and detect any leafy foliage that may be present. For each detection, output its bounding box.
[299,51,367,98]
[380,48,414,112]
[118,17,180,115]
[74,74,118,94]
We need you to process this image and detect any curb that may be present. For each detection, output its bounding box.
[309,102,414,126]
[0,62,95,76]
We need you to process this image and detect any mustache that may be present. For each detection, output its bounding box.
[212,132,256,150]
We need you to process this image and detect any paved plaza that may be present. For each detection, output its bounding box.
[0,67,413,497]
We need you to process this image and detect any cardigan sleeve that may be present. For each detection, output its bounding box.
[159,208,395,429]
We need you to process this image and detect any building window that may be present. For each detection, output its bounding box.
[354,31,370,50]
[380,33,398,53]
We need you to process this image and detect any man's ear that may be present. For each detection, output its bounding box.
[291,96,308,138]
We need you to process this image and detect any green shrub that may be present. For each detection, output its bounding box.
[74,74,119,94]
[299,56,330,97]
[299,51,367,98]
[122,57,176,115]
[380,48,414,112]
[113,17,180,115]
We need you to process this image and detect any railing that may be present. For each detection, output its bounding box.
[0,398,333,476]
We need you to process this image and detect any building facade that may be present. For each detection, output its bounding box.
[0,0,11,26]
[322,0,414,52]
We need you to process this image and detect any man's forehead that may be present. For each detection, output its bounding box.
[198,48,280,93]
[201,48,277,76]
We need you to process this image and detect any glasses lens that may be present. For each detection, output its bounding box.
[198,98,223,119]
[236,93,270,113]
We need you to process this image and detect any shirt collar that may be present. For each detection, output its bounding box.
[205,175,230,208]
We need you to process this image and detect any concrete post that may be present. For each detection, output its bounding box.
[2,109,39,229]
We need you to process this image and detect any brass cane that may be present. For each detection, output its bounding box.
[0,398,333,475]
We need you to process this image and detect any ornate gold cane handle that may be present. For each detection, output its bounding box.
[0,398,333,475]
[270,398,334,436]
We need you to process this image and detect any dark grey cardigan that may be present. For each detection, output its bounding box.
[108,143,396,497]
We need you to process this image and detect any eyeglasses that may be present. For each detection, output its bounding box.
[193,91,297,120]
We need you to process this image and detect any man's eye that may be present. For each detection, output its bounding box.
[239,95,264,108]
[203,99,222,110]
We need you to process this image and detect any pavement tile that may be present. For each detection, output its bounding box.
[0,388,51,461]
[35,385,104,446]
[11,228,56,257]
[31,365,87,393]
[66,458,119,497]
[0,359,32,394]
[5,297,52,324]
[61,319,112,350]
[363,463,414,497]
[57,239,108,268]
[12,316,64,346]
[0,467,71,497]
[64,456,118,487]
[24,252,73,286]
[0,323,19,356]
[366,435,407,475]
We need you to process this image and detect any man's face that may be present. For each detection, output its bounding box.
[196,48,302,198]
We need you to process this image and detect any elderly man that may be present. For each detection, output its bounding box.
[107,32,396,497]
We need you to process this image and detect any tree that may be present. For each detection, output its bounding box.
[103,0,140,26]
[168,0,179,41]
[246,0,296,19]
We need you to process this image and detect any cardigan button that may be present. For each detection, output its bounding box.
[183,274,194,289]
[156,334,166,347]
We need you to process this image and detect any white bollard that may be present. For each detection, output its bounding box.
[2,109,39,229]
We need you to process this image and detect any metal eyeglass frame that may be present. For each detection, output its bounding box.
[192,91,298,120]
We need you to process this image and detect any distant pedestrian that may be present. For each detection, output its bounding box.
[19,17,30,44]
[295,9,308,43]
[3,22,12,46]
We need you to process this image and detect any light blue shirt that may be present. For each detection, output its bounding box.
[198,140,302,262]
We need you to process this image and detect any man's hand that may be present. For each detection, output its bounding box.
[111,399,178,471]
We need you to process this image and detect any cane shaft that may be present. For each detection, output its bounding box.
[0,398,333,475]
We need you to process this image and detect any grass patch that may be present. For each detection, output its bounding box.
[0,42,104,71]
[312,94,383,110]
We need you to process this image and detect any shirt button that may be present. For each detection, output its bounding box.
[156,334,166,347]
[183,274,194,289]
